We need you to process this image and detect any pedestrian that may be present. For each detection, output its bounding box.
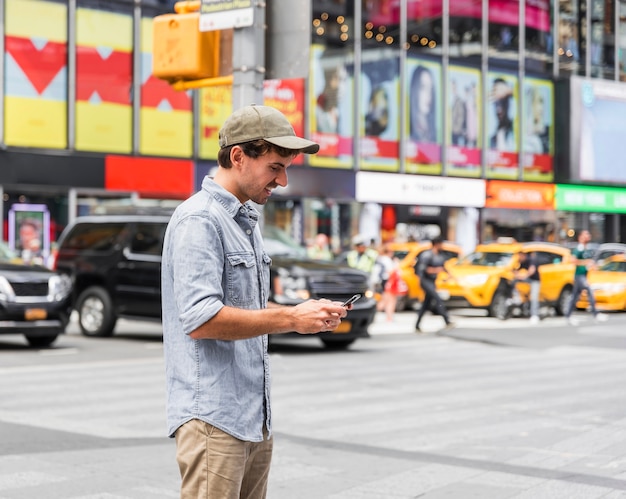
[161,104,350,499]
[378,254,407,322]
[565,229,608,325]
[414,236,455,332]
[511,251,541,323]
[307,233,333,261]
[344,235,379,288]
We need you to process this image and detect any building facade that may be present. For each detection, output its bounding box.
[1,0,626,261]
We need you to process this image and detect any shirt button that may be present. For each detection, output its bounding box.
[246,229,251,235]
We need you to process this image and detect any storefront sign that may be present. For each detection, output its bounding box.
[355,171,486,207]
[555,184,626,213]
[485,180,554,210]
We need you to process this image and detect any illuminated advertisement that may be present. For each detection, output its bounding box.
[570,77,626,183]
[198,79,307,165]
[139,17,193,157]
[486,71,519,179]
[360,51,400,172]
[405,57,442,175]
[522,78,554,182]
[75,8,132,153]
[4,0,67,149]
[309,44,354,168]
[446,65,482,178]
[368,0,549,33]
[555,184,626,213]
[8,204,51,265]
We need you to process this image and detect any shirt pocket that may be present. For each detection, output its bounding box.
[226,251,258,307]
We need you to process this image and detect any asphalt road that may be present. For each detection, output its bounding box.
[2,310,626,498]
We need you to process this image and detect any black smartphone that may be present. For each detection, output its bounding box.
[342,294,362,307]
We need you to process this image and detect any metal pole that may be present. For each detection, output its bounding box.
[231,1,265,110]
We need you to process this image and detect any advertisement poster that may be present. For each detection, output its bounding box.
[308,44,354,168]
[486,71,519,179]
[573,78,626,183]
[198,78,307,164]
[8,204,51,265]
[359,52,400,172]
[405,57,442,175]
[139,17,193,158]
[75,8,133,153]
[446,65,482,178]
[522,78,554,182]
[4,0,67,149]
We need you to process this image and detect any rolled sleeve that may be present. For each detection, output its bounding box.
[170,215,225,334]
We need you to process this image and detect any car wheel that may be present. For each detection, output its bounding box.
[76,286,117,337]
[489,289,510,320]
[321,338,356,350]
[556,286,573,316]
[24,334,59,348]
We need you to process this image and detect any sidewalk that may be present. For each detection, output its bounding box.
[368,309,572,336]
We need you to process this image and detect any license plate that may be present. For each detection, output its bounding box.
[25,308,47,321]
[437,290,450,300]
[333,321,351,334]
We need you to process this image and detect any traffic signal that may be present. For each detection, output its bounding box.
[152,1,232,83]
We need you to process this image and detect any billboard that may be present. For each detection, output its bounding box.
[570,77,626,183]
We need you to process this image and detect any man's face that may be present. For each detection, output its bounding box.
[580,230,591,244]
[231,148,295,205]
[19,224,38,249]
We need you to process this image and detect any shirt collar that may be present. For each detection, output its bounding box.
[201,176,260,227]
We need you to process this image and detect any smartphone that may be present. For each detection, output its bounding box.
[342,294,362,307]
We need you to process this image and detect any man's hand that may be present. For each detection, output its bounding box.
[291,299,348,334]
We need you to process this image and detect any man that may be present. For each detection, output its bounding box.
[414,237,454,332]
[565,229,608,325]
[511,251,540,324]
[307,233,333,261]
[18,218,43,265]
[161,105,349,498]
[346,235,378,274]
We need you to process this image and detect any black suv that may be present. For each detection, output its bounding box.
[55,215,376,349]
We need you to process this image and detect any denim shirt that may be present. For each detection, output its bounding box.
[161,177,272,441]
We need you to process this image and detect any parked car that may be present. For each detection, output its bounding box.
[577,254,626,311]
[386,240,462,311]
[593,243,626,265]
[0,242,73,347]
[55,215,376,349]
[436,239,575,319]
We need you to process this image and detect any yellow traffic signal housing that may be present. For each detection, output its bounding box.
[152,2,232,82]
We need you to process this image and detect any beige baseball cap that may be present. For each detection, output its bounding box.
[219,105,320,154]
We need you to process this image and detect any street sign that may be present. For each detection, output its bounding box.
[199,0,253,32]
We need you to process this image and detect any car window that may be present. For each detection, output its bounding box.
[440,250,460,261]
[460,251,513,267]
[61,223,126,251]
[533,251,562,266]
[393,250,410,260]
[131,223,167,256]
[262,226,307,258]
[0,242,19,262]
[601,260,626,272]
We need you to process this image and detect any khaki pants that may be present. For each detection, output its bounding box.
[175,419,273,499]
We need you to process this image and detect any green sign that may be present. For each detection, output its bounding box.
[555,184,626,213]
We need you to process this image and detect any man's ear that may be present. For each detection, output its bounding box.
[230,145,245,168]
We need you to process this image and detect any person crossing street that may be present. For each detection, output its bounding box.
[414,237,455,333]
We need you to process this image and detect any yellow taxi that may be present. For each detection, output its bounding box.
[386,240,462,310]
[435,239,575,319]
[577,254,626,311]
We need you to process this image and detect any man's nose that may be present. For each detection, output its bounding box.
[275,169,288,187]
